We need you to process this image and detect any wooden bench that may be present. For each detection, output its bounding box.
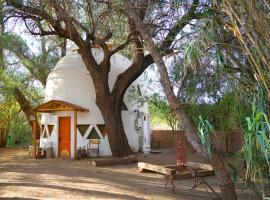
[138,162,220,199]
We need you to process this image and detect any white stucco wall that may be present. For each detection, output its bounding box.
[40,47,150,158]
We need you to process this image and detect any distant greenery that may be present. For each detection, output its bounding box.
[185,93,251,131]
[148,92,251,132]
[148,93,178,131]
[193,87,270,198]
[0,96,12,147]
[4,104,32,148]
[0,97,32,148]
[7,113,32,147]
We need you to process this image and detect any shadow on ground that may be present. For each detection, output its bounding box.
[0,148,254,200]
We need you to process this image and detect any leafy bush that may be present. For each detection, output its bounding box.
[6,111,32,148]
[186,92,250,131]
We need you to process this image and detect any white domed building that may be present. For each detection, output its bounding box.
[33,47,151,159]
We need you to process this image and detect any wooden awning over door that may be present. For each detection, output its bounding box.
[33,100,89,113]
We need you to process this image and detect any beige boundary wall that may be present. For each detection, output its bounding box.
[151,130,243,153]
[151,130,189,149]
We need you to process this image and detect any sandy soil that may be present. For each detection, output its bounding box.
[0,148,254,200]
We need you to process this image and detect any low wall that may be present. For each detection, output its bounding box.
[151,130,189,149]
[211,130,243,154]
[151,129,243,153]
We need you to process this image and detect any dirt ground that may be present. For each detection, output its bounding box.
[0,148,254,200]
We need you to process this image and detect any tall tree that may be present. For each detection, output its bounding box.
[0,32,63,126]
[0,1,65,146]
[5,0,209,157]
[0,97,12,147]
[0,1,3,67]
[126,1,237,199]
[0,0,10,147]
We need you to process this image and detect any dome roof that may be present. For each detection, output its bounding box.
[45,48,147,113]
[53,48,132,88]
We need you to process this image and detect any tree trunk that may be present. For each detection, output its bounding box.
[211,154,238,200]
[0,124,9,147]
[60,38,67,57]
[13,87,38,127]
[96,96,132,157]
[0,1,4,69]
[127,5,237,199]
[78,41,134,158]
[0,2,9,148]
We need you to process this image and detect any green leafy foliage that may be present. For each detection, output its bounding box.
[197,116,214,156]
[239,88,270,197]
[127,85,148,107]
[0,33,61,86]
[148,93,178,131]
[0,94,32,147]
[7,112,32,147]
[0,95,12,147]
[186,93,250,131]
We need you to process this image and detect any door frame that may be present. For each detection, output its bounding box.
[58,116,71,158]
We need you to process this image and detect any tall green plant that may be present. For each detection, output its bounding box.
[197,116,214,156]
[241,88,270,198]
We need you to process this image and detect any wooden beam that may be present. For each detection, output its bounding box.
[138,162,176,175]
[173,169,215,180]
[37,108,75,112]
[184,162,213,171]
[32,119,37,159]
[165,165,180,170]
[33,100,89,113]
[74,111,77,160]
[90,155,137,167]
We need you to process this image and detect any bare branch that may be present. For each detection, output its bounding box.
[110,33,134,54]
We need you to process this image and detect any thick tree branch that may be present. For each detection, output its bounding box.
[13,87,37,127]
[111,0,211,99]
[110,33,134,54]
[159,0,200,53]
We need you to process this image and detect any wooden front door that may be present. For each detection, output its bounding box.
[58,117,71,158]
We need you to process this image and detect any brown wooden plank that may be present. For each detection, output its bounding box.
[33,119,38,159]
[184,161,213,171]
[196,169,215,177]
[173,171,193,179]
[138,162,176,175]
[90,155,137,167]
[173,169,215,180]
[165,165,179,170]
[74,111,77,160]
